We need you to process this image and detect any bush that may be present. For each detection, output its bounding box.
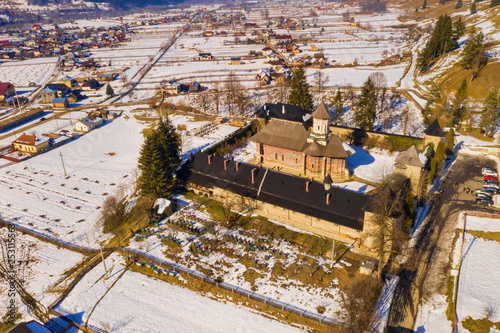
[316,305,326,314]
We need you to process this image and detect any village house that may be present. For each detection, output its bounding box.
[162,80,185,95]
[96,73,117,82]
[230,57,242,65]
[74,117,104,132]
[58,75,79,89]
[82,79,100,91]
[251,102,354,179]
[0,82,15,100]
[52,97,69,109]
[12,133,49,154]
[198,52,214,60]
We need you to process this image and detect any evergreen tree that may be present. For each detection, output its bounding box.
[405,191,415,228]
[455,0,463,9]
[480,89,499,136]
[425,84,441,116]
[106,83,114,97]
[137,117,181,198]
[422,0,427,8]
[462,27,488,81]
[470,2,477,13]
[355,77,377,130]
[439,0,447,4]
[332,89,344,124]
[452,79,468,125]
[453,17,466,39]
[428,157,437,183]
[491,0,500,8]
[417,14,459,71]
[446,128,455,155]
[435,141,446,165]
[288,67,313,112]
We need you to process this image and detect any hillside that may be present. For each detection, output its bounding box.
[86,0,187,9]
[409,1,500,102]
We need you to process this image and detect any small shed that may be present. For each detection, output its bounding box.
[359,259,377,275]
[230,57,242,65]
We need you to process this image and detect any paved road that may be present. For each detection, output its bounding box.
[388,153,500,332]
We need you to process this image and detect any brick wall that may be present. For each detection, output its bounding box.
[260,144,305,170]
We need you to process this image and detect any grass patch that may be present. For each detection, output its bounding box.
[463,230,500,242]
[457,127,495,143]
[462,316,500,333]
[439,61,500,102]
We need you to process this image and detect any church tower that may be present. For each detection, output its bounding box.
[307,101,331,145]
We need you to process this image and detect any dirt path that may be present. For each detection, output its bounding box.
[387,153,500,331]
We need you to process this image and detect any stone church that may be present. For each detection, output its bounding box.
[250,102,354,179]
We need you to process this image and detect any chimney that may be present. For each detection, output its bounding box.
[305,180,311,192]
[282,104,285,114]
[224,159,229,171]
[251,168,257,184]
[208,155,212,165]
[236,162,240,171]
[326,193,332,205]
[189,152,193,162]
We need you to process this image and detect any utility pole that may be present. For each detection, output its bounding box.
[59,152,67,176]
[331,239,336,267]
[99,245,109,280]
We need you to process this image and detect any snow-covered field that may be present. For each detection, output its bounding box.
[457,216,500,326]
[0,229,84,322]
[0,115,145,246]
[347,146,397,183]
[56,253,304,333]
[0,57,57,86]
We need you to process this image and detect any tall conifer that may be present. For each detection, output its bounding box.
[288,67,313,112]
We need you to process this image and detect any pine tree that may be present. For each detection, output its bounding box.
[425,84,441,116]
[446,128,455,155]
[435,141,446,165]
[453,17,466,40]
[461,27,487,81]
[332,89,344,124]
[470,2,477,13]
[417,14,459,71]
[428,157,437,183]
[405,191,415,229]
[106,83,114,97]
[355,77,377,130]
[422,0,427,8]
[288,67,313,112]
[439,0,446,4]
[455,0,463,9]
[137,117,181,198]
[452,79,468,125]
[480,89,499,136]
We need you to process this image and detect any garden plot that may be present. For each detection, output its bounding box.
[0,228,84,322]
[0,115,145,247]
[56,253,303,333]
[128,203,355,319]
[0,58,57,86]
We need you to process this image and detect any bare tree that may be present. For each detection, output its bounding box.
[208,193,259,229]
[196,92,211,114]
[339,274,383,333]
[211,81,222,115]
[224,71,246,116]
[364,184,405,277]
[369,72,388,91]
[273,79,290,103]
[313,69,329,94]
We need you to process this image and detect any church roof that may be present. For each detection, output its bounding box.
[311,101,331,120]
[423,119,445,137]
[178,152,370,231]
[250,120,353,158]
[394,145,426,168]
[256,103,311,123]
[250,120,310,151]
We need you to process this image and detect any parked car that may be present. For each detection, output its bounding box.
[482,167,497,173]
[483,169,498,177]
[476,197,493,205]
[484,175,499,181]
[477,192,492,200]
[484,180,499,186]
[483,186,500,193]
[476,189,493,197]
